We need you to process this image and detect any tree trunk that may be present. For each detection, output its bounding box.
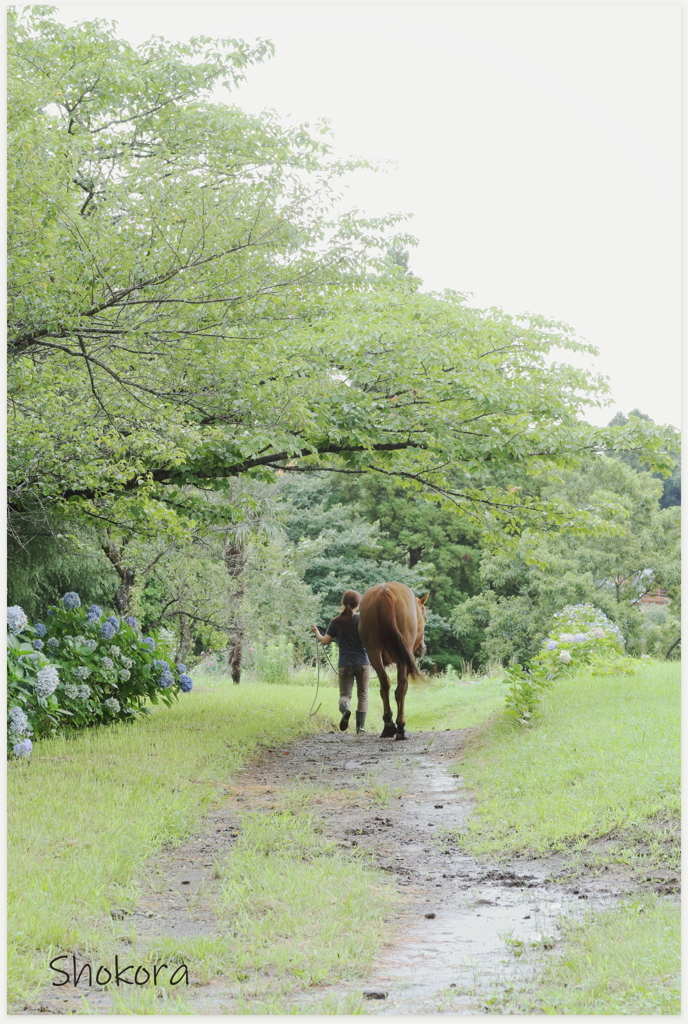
[102,540,136,613]
[223,539,247,684]
[665,635,681,660]
[227,627,243,684]
[178,612,193,664]
[409,546,423,568]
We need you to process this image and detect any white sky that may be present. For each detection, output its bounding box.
[51,3,681,428]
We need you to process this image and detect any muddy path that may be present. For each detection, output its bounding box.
[25,727,672,1015]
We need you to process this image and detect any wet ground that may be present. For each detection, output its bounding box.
[21,727,673,1015]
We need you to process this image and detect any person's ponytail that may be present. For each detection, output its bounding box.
[336,590,361,637]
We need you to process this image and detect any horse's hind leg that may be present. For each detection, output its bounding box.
[394,666,409,740]
[372,655,397,738]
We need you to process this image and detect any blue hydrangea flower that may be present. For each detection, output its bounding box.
[142,637,155,650]
[179,675,193,692]
[101,622,117,640]
[572,633,588,643]
[32,639,44,650]
[61,592,81,610]
[75,665,91,680]
[104,697,120,714]
[159,668,175,689]
[86,605,102,623]
[124,616,138,628]
[34,622,47,638]
[83,638,97,652]
[7,606,28,634]
[545,640,558,650]
[101,657,114,671]
[46,637,60,650]
[153,659,169,672]
[176,663,187,673]
[35,665,59,698]
[13,738,33,758]
[106,615,120,630]
[119,669,131,682]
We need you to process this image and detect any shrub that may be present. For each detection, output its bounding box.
[531,603,630,677]
[6,594,194,757]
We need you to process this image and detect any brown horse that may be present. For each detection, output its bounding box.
[358,582,428,740]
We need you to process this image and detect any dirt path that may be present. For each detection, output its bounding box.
[27,727,666,1015]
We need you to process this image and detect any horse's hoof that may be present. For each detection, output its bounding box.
[380,723,397,738]
[394,731,409,740]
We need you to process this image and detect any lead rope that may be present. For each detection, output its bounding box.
[309,634,322,718]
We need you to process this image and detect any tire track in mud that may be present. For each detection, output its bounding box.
[21,727,671,1015]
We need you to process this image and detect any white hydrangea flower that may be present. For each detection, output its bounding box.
[121,657,133,670]
[75,666,91,680]
[35,665,60,697]
[8,705,30,736]
[7,606,28,634]
[119,669,131,682]
[77,684,92,700]
[109,645,121,658]
[589,628,605,639]
[559,633,575,643]
[101,657,114,671]
[104,697,120,714]
[559,650,572,664]
[64,683,80,699]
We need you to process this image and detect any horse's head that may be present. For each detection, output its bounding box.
[414,592,429,656]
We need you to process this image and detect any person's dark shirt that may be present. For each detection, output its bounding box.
[326,613,370,667]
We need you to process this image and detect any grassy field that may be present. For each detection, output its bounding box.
[453,661,680,863]
[7,680,327,1005]
[8,663,680,1013]
[8,669,501,1009]
[451,661,681,1015]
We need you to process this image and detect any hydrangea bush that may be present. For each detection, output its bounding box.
[7,593,193,758]
[531,603,631,677]
[503,603,645,725]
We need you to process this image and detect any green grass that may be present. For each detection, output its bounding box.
[495,895,681,1015]
[397,672,506,732]
[8,667,504,1011]
[453,662,680,864]
[7,679,326,1005]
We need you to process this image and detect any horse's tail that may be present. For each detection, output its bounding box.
[377,587,420,678]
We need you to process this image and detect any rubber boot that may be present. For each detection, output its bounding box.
[356,711,367,734]
[338,700,351,732]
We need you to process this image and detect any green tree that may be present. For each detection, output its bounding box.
[608,410,680,508]
[8,7,677,557]
[452,456,680,665]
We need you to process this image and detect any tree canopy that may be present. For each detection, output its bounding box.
[8,8,679,595]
